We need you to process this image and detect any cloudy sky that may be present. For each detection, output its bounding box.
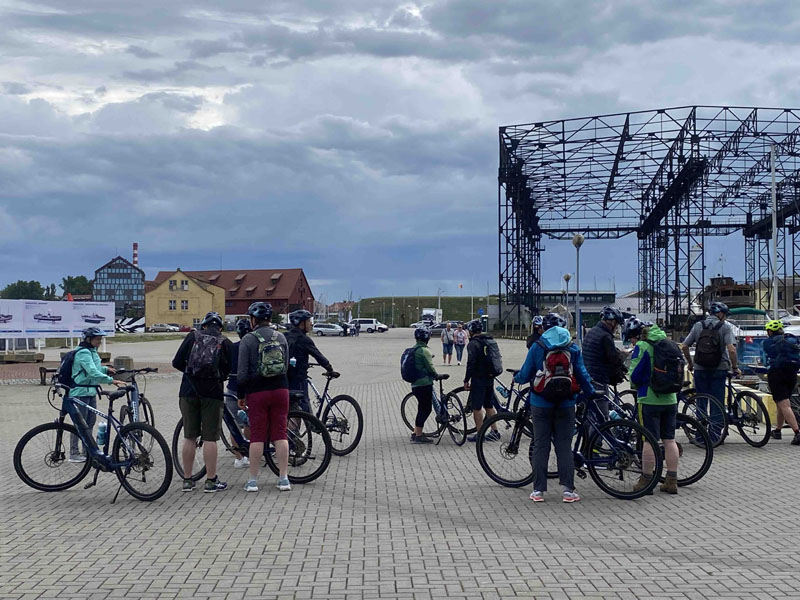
[2,0,800,302]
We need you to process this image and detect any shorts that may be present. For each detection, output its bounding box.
[180,396,223,442]
[768,367,798,402]
[638,403,678,441]
[442,342,454,355]
[247,388,289,443]
[468,379,494,411]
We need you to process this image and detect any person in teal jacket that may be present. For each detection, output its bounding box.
[68,327,125,462]
[625,318,680,494]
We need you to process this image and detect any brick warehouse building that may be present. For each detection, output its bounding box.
[152,269,314,317]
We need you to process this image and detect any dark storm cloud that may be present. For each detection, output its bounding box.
[126,45,160,59]
[2,82,30,95]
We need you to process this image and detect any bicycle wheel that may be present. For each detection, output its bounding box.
[170,418,207,481]
[400,392,439,437]
[265,410,332,484]
[113,422,172,501]
[680,393,727,447]
[475,412,534,488]
[444,392,467,446]
[586,419,662,499]
[733,390,771,447]
[446,386,475,434]
[14,421,92,492]
[322,394,364,456]
[667,412,713,486]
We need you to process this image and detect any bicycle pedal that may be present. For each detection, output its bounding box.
[576,469,587,480]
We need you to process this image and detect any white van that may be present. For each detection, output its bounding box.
[349,318,388,333]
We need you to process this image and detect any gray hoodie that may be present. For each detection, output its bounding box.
[236,325,289,398]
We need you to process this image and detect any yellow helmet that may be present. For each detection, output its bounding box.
[765,320,784,332]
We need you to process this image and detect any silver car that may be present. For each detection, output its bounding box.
[313,322,344,336]
[149,323,179,332]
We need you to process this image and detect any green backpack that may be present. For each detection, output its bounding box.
[253,329,287,378]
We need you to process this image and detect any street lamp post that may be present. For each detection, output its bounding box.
[572,234,585,343]
[563,273,571,324]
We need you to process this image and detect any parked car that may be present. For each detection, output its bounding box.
[313,322,344,337]
[149,323,179,332]
[348,318,388,333]
[428,321,462,336]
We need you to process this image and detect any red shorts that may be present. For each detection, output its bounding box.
[246,389,289,443]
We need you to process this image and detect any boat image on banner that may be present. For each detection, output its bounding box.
[0,314,12,323]
[81,313,106,324]
[33,312,62,322]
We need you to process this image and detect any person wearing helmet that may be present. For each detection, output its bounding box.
[542,313,567,331]
[286,309,334,413]
[409,326,440,444]
[463,320,501,442]
[761,320,800,444]
[224,318,253,469]
[67,327,126,462]
[237,302,291,491]
[526,315,545,349]
[582,306,627,418]
[172,311,235,493]
[681,301,739,435]
[453,322,469,365]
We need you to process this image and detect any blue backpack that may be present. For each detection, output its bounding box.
[401,347,423,383]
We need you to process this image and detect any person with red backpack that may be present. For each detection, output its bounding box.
[514,313,595,503]
[172,311,235,493]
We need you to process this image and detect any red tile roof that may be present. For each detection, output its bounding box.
[153,268,309,303]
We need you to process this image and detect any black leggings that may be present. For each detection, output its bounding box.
[413,385,433,428]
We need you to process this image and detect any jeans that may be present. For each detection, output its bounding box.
[455,344,465,361]
[68,396,97,457]
[693,369,727,431]
[530,405,576,492]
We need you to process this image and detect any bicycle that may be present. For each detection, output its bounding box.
[307,365,364,456]
[445,369,530,434]
[475,393,663,499]
[172,397,333,484]
[15,384,173,502]
[399,374,468,445]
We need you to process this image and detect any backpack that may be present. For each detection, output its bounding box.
[479,336,503,377]
[774,333,800,369]
[401,346,423,383]
[253,329,287,378]
[642,338,685,394]
[533,340,580,401]
[186,330,225,379]
[694,320,724,368]
[56,348,80,392]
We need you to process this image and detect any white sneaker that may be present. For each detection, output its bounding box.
[277,477,291,491]
[68,455,86,463]
[530,490,544,502]
[233,456,250,469]
[563,490,581,503]
[457,361,461,365]
[244,479,258,492]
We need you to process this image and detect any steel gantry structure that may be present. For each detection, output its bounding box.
[499,106,800,328]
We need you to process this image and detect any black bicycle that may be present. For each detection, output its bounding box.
[307,365,364,456]
[445,369,530,434]
[400,374,467,445]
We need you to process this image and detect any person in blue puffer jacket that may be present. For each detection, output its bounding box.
[514,314,596,504]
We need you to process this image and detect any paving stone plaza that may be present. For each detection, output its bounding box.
[1,329,799,599]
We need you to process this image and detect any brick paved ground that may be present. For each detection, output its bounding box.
[1,329,799,599]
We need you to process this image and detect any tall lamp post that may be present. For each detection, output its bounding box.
[572,234,585,343]
[563,273,571,325]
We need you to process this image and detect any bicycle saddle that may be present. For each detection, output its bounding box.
[323,371,340,379]
[289,390,306,400]
[506,368,520,375]
[436,374,450,381]
[102,386,134,400]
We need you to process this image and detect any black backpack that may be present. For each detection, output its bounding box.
[479,336,504,377]
[642,338,685,394]
[401,347,422,383]
[186,330,225,379]
[693,320,724,368]
[56,348,80,392]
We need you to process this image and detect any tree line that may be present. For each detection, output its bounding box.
[0,276,93,300]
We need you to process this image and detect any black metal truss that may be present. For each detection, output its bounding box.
[499,106,800,326]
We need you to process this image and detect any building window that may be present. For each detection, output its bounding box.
[181,280,189,291]
[169,279,177,290]
[169,300,176,311]
[193,318,201,327]
[181,300,189,310]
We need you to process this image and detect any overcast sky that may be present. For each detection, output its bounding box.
[2,1,800,302]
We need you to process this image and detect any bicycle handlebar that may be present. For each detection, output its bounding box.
[114,367,158,375]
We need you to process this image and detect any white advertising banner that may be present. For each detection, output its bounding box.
[0,299,116,339]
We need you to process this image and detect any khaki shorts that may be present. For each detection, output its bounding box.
[180,396,223,442]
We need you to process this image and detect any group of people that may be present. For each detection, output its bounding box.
[439,321,470,366]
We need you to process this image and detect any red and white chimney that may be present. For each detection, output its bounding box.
[132,242,139,267]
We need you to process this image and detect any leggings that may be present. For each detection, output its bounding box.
[413,385,434,428]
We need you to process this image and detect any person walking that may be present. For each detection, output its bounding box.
[453,323,469,365]
[172,311,235,493]
[681,302,740,436]
[286,309,335,412]
[526,315,544,349]
[237,302,291,492]
[464,320,501,442]
[514,313,595,503]
[225,318,252,469]
[408,326,440,444]
[581,306,627,418]
[761,320,800,444]
[441,322,455,365]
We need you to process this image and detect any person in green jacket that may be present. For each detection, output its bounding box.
[624,318,680,494]
[69,327,126,462]
[409,327,440,444]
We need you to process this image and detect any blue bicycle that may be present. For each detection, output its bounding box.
[15,384,173,502]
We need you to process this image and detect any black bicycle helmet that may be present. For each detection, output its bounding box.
[82,326,107,339]
[414,326,432,342]
[247,302,273,321]
[542,313,566,330]
[289,309,313,327]
[600,305,625,324]
[201,311,223,328]
[465,320,483,335]
[235,318,252,338]
[709,301,730,315]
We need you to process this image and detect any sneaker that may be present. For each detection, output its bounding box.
[771,429,782,440]
[244,479,258,492]
[182,479,195,492]
[563,490,581,503]
[234,456,250,469]
[530,490,544,502]
[412,435,433,444]
[792,431,800,446]
[485,430,501,442]
[68,454,86,463]
[467,434,478,443]
[277,477,291,491]
[457,361,461,366]
[204,477,227,493]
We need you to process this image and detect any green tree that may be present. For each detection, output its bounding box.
[0,280,45,299]
[60,275,93,296]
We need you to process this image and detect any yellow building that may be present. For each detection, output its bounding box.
[145,269,226,329]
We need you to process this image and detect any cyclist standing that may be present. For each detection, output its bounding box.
[68,327,126,462]
[761,320,800,444]
[464,319,500,443]
[526,315,544,349]
[409,327,439,444]
[172,311,235,493]
[237,302,291,492]
[226,318,252,469]
[286,309,335,412]
[514,313,595,503]
[581,306,626,418]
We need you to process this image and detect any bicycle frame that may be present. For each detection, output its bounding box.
[62,396,137,471]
